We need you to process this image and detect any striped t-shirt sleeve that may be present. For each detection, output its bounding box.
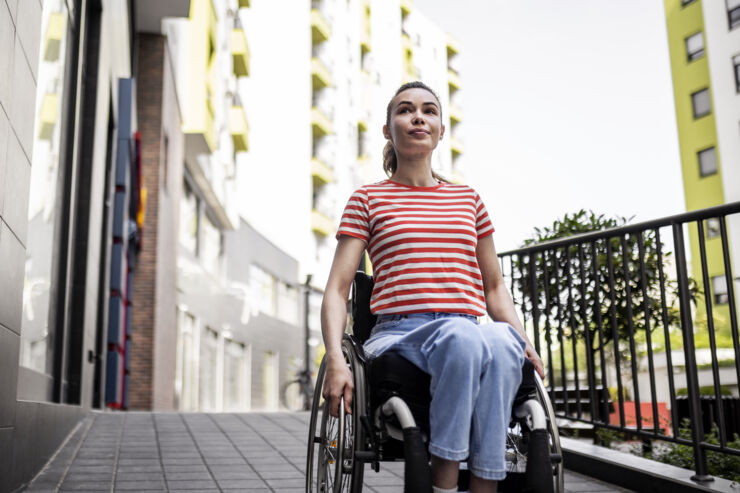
[336,188,370,243]
[474,191,494,239]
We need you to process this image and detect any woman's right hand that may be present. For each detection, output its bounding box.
[322,354,354,417]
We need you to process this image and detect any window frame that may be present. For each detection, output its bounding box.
[685,31,705,62]
[691,88,711,119]
[698,146,718,177]
[712,275,729,305]
[728,0,740,30]
[733,54,740,93]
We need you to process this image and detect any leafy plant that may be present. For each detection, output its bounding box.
[513,210,699,360]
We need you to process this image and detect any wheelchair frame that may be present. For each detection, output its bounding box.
[305,273,564,493]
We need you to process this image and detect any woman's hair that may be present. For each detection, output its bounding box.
[383,81,448,182]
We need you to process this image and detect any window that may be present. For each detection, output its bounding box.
[685,32,704,61]
[729,0,740,29]
[201,213,222,276]
[691,88,711,118]
[250,264,277,317]
[682,0,696,5]
[712,275,729,304]
[698,147,718,176]
[179,180,199,254]
[277,282,299,324]
[223,339,248,411]
[734,54,740,92]
[199,326,219,411]
[705,218,721,239]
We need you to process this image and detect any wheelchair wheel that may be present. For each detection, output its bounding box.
[534,373,564,493]
[306,336,366,492]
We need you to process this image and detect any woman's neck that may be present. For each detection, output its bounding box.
[390,157,437,187]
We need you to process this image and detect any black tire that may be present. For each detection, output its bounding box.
[306,336,367,492]
[534,374,564,493]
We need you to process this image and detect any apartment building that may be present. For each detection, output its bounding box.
[664,0,740,334]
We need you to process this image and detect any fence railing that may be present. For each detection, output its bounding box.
[498,202,740,482]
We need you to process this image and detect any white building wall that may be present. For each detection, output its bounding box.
[703,2,740,302]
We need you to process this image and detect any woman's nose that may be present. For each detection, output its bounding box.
[412,112,424,124]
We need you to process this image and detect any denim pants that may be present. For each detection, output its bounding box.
[363,312,527,481]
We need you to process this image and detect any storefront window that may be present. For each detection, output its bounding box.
[20,0,70,376]
[223,339,247,411]
[199,326,218,411]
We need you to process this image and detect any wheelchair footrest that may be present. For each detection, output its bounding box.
[402,426,432,493]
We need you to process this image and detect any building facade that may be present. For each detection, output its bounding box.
[0,0,192,490]
[664,0,740,338]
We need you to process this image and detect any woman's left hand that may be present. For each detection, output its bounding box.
[525,343,545,379]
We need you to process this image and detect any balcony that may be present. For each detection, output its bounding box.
[43,12,65,61]
[311,9,330,44]
[311,157,334,186]
[400,0,412,18]
[449,102,463,125]
[450,136,464,156]
[183,0,218,153]
[311,57,331,89]
[446,33,460,59]
[311,107,332,137]
[448,68,461,92]
[229,105,249,152]
[311,209,334,237]
[37,93,59,140]
[238,0,249,6]
[231,28,250,77]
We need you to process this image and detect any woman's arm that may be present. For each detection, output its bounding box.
[321,235,367,416]
[476,234,545,378]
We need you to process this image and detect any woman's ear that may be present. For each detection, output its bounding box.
[439,124,445,141]
[382,124,391,141]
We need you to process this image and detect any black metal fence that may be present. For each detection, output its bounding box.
[498,202,740,482]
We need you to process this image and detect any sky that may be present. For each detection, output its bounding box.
[414,0,686,252]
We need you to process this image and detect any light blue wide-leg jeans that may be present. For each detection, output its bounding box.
[363,312,526,481]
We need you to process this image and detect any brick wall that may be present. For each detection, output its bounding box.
[130,33,165,410]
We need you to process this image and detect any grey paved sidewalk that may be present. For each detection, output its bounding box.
[22,411,633,492]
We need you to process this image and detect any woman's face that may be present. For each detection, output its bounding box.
[384,88,445,160]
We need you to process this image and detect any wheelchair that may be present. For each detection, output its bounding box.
[306,272,564,492]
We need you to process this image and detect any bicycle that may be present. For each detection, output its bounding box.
[281,368,315,411]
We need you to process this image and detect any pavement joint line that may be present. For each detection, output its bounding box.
[205,413,273,493]
[151,413,168,491]
[231,413,301,492]
[110,412,127,493]
[179,413,223,493]
[24,414,94,492]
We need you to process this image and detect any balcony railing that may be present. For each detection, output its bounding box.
[498,201,740,482]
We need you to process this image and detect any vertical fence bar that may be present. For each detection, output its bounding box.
[542,250,556,396]
[565,247,582,418]
[606,237,625,428]
[672,222,711,482]
[637,232,660,436]
[655,228,680,439]
[697,220,727,447]
[719,216,740,401]
[591,240,610,424]
[578,244,597,422]
[529,252,541,357]
[554,249,569,416]
[621,234,642,432]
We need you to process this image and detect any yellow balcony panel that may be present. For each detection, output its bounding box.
[357,119,368,132]
[449,103,463,124]
[311,209,334,237]
[400,0,412,17]
[311,107,333,137]
[311,9,331,44]
[311,57,332,89]
[401,32,412,50]
[448,68,461,92]
[38,93,59,140]
[229,105,249,152]
[450,136,464,156]
[311,157,334,185]
[232,28,250,77]
[446,33,460,58]
[238,0,250,7]
[43,12,65,61]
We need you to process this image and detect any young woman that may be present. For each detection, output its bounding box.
[320,81,545,493]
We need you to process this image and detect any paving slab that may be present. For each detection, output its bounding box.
[21,411,633,492]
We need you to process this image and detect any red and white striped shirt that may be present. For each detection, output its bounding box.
[336,179,494,316]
